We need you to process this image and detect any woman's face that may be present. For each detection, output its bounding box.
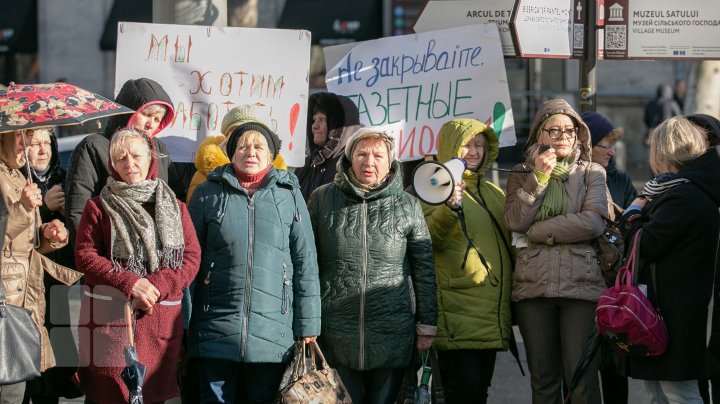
[538,114,577,159]
[131,107,166,137]
[233,133,271,175]
[311,112,328,146]
[3,131,26,168]
[351,138,390,185]
[112,138,151,184]
[460,135,486,171]
[591,137,616,168]
[27,129,52,171]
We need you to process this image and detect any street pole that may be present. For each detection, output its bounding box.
[579,0,596,112]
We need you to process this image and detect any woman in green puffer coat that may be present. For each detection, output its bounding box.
[421,119,513,404]
[308,128,437,404]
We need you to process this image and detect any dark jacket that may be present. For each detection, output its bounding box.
[621,146,720,381]
[64,78,176,239]
[308,158,437,370]
[294,92,359,201]
[187,165,321,363]
[605,158,637,209]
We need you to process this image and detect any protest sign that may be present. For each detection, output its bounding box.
[325,23,515,161]
[115,22,311,165]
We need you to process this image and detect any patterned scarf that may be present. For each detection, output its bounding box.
[100,177,183,276]
[535,159,571,221]
[641,173,690,200]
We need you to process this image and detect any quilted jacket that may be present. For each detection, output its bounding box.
[187,165,321,363]
[308,158,437,370]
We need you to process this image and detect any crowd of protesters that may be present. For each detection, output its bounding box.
[1,75,720,404]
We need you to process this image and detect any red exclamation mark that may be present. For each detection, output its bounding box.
[288,102,300,151]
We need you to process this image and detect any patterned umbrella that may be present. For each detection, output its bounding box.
[0,82,133,132]
[121,304,145,404]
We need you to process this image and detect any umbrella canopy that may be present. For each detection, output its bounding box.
[121,304,145,404]
[0,82,133,132]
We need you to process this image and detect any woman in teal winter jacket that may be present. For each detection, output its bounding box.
[187,106,321,404]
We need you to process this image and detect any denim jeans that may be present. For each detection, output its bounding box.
[335,364,403,404]
[645,380,704,404]
[196,359,285,404]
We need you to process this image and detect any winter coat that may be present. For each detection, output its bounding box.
[622,146,720,381]
[187,165,321,364]
[73,196,200,404]
[0,162,82,372]
[185,135,288,204]
[308,158,437,370]
[423,119,512,351]
[26,133,72,268]
[64,78,176,238]
[605,157,637,209]
[505,99,608,303]
[295,93,360,201]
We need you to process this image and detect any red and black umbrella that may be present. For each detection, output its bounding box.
[0,82,133,132]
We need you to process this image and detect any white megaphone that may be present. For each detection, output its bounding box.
[412,158,467,205]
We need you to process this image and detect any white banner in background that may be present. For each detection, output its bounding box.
[115,22,311,165]
[325,24,515,161]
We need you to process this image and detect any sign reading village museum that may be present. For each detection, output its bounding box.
[603,0,720,59]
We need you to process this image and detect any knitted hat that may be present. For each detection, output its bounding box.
[687,114,720,147]
[581,111,616,147]
[221,105,263,137]
[227,122,282,161]
[344,127,396,161]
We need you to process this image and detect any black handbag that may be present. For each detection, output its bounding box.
[0,190,42,385]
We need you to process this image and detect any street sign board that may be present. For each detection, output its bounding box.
[413,0,516,57]
[603,0,720,60]
[510,0,574,58]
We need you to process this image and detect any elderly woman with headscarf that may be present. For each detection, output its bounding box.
[187,106,320,404]
[504,99,607,404]
[0,130,81,404]
[294,92,360,201]
[622,117,720,404]
[73,128,200,404]
[308,127,437,404]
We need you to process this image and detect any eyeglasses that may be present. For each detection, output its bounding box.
[542,127,577,139]
[594,142,616,150]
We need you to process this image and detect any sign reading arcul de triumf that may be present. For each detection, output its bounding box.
[413,0,516,57]
[324,23,515,161]
[115,22,311,165]
[603,0,720,59]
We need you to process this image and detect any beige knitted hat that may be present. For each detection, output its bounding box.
[221,105,266,137]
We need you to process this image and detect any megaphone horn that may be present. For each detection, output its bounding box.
[412,158,466,205]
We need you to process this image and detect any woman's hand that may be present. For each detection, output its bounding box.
[446,182,466,209]
[534,145,557,175]
[130,278,160,311]
[130,297,154,315]
[42,219,68,244]
[44,184,65,213]
[416,335,435,350]
[20,182,42,212]
[302,336,317,344]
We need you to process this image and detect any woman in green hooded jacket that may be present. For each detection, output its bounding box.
[421,119,513,404]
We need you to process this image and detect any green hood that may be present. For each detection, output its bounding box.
[436,118,499,180]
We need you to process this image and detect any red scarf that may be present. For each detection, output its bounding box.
[233,164,271,196]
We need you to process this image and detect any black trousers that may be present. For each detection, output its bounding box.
[437,349,497,404]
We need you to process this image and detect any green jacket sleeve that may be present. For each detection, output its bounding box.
[407,195,438,328]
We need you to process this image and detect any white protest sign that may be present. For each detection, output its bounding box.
[511,0,573,58]
[324,24,515,161]
[413,0,517,57]
[115,22,311,165]
[603,0,720,60]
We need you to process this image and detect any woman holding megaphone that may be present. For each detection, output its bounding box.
[420,118,514,404]
[504,99,607,404]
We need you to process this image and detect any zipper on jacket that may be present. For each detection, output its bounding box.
[203,262,214,312]
[281,269,290,314]
[359,200,368,370]
[241,196,255,360]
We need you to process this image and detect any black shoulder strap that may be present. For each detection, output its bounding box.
[464,189,514,268]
